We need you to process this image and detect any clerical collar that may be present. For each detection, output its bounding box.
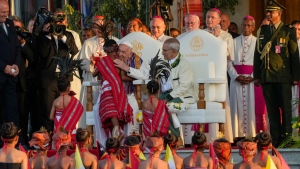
[242,34,252,39]
[157,34,165,42]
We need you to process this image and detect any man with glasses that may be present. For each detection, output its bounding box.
[228,16,260,138]
[160,38,197,138]
[253,0,300,147]
[177,13,200,39]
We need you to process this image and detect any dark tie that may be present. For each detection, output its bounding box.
[0,23,7,35]
[271,25,276,34]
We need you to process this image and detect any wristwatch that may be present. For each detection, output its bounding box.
[127,68,131,74]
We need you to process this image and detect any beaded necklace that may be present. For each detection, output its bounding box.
[171,53,181,68]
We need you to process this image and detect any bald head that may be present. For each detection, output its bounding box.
[150,17,166,38]
[220,14,230,31]
[184,13,200,32]
[0,0,9,23]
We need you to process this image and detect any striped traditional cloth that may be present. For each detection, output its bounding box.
[143,100,170,137]
[55,96,84,132]
[95,56,133,130]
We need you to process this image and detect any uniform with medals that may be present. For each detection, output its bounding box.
[253,0,300,147]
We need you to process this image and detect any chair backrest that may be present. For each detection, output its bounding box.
[178,30,227,102]
[118,32,163,63]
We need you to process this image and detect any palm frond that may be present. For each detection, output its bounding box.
[148,50,171,82]
[54,55,82,80]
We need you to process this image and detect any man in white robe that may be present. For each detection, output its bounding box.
[176,13,201,39]
[228,16,260,137]
[203,8,233,142]
[150,16,172,42]
[78,15,110,129]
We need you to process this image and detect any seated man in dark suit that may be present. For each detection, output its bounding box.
[0,0,21,147]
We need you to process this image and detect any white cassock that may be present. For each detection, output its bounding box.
[219,30,234,142]
[228,34,257,137]
[67,29,82,100]
[291,40,300,133]
[78,36,105,129]
[156,33,172,42]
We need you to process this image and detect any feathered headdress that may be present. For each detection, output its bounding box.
[149,50,171,81]
[54,54,82,80]
[90,18,118,41]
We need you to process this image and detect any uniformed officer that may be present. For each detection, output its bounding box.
[253,0,300,147]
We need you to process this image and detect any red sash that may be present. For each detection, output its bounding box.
[143,100,170,137]
[55,96,84,132]
[95,56,133,129]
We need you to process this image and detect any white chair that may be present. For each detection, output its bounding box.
[117,32,164,109]
[176,30,227,142]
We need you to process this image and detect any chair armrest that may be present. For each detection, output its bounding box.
[82,81,101,86]
[133,80,145,85]
[196,78,227,84]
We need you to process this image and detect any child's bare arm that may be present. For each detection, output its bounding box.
[49,101,55,120]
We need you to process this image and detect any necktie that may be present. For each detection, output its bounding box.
[271,25,276,34]
[0,23,7,35]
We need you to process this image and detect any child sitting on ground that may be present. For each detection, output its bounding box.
[183,132,213,169]
[70,128,98,169]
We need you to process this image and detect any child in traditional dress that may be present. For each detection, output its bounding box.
[122,134,144,165]
[138,135,169,169]
[253,132,282,169]
[183,132,213,169]
[98,137,126,169]
[213,138,233,169]
[0,122,28,169]
[70,128,98,169]
[233,139,261,169]
[29,128,50,169]
[142,80,170,137]
[49,77,84,149]
[47,128,75,169]
[163,132,183,169]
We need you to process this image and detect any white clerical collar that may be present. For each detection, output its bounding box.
[157,33,165,41]
[169,54,179,65]
[242,34,252,39]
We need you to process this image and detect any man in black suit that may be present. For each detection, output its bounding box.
[35,20,78,132]
[0,0,21,133]
[9,15,35,146]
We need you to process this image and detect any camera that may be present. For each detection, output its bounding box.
[32,7,66,36]
[15,26,32,41]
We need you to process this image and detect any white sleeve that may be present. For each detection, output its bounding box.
[127,61,150,80]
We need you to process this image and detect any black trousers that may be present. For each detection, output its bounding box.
[17,90,29,145]
[0,77,19,126]
[262,82,292,145]
[37,87,58,132]
[0,77,19,148]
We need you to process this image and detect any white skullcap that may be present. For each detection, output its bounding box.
[120,41,133,49]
